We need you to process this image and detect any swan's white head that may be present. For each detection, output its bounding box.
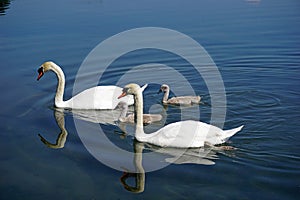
[37,61,55,80]
[118,83,141,99]
[159,84,170,93]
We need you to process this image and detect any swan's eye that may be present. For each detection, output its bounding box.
[118,88,129,99]
[37,67,43,73]
[122,88,129,94]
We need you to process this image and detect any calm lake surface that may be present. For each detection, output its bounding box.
[1,0,300,199]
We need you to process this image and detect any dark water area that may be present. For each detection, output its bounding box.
[0,0,299,199]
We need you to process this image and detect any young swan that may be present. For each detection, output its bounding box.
[37,61,140,109]
[158,84,201,105]
[117,101,162,124]
[118,83,243,148]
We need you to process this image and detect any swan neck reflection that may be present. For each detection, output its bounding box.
[38,109,67,149]
[120,140,145,193]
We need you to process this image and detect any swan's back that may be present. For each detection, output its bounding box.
[138,120,205,147]
[167,96,201,105]
[142,114,163,124]
[67,86,134,109]
[120,113,162,124]
[137,120,243,148]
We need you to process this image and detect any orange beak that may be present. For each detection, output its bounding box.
[37,67,44,81]
[118,92,127,99]
[37,72,43,80]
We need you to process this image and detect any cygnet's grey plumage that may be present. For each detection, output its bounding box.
[118,101,162,124]
[159,84,201,105]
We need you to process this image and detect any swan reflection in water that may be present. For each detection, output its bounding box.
[37,108,131,149]
[38,109,67,149]
[38,109,235,193]
[37,108,128,148]
[120,141,145,193]
[119,140,234,193]
[38,102,165,148]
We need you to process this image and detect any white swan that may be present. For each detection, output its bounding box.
[159,84,201,105]
[118,83,243,148]
[117,101,162,124]
[37,61,145,109]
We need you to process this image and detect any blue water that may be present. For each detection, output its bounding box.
[1,0,300,199]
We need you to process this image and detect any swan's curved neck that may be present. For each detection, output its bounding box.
[134,90,147,140]
[162,88,169,103]
[50,63,66,107]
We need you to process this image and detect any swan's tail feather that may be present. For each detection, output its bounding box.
[140,84,148,92]
[222,125,244,142]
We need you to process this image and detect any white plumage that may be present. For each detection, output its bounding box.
[37,61,137,109]
[118,83,243,148]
